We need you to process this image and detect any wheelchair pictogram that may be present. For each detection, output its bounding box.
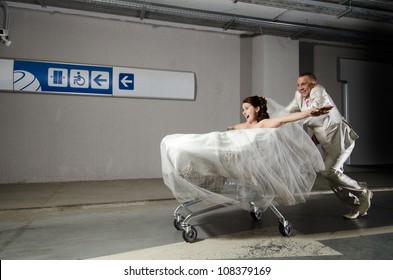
[73,71,85,86]
[70,69,89,88]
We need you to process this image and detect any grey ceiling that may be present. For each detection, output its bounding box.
[4,0,393,51]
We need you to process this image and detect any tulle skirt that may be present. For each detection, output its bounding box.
[160,102,324,211]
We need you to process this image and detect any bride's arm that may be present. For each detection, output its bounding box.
[257,106,332,128]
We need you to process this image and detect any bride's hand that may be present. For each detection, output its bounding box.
[310,105,333,116]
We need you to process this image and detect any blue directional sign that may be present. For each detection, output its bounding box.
[13,60,112,95]
[1,58,195,100]
[118,73,134,90]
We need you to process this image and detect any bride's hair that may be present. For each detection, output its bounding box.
[242,96,270,121]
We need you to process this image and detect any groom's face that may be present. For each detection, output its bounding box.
[297,76,316,99]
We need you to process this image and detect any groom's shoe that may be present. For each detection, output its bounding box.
[343,211,360,220]
[359,189,373,216]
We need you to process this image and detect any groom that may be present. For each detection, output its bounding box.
[286,72,373,219]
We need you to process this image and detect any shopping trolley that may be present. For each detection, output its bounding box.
[161,110,324,243]
[171,176,292,243]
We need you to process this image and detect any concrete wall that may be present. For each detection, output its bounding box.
[251,35,299,106]
[4,6,390,184]
[0,7,300,184]
[3,5,390,183]
[0,7,243,183]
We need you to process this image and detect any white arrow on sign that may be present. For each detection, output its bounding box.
[121,75,133,88]
[91,71,110,89]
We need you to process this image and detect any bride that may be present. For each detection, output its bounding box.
[161,96,331,211]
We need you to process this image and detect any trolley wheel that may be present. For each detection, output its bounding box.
[173,216,184,231]
[279,221,292,237]
[182,226,198,243]
[250,209,262,221]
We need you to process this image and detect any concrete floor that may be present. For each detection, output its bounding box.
[1,167,393,260]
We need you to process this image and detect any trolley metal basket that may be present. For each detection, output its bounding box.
[171,176,292,243]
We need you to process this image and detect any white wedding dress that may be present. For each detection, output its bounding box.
[160,99,324,211]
